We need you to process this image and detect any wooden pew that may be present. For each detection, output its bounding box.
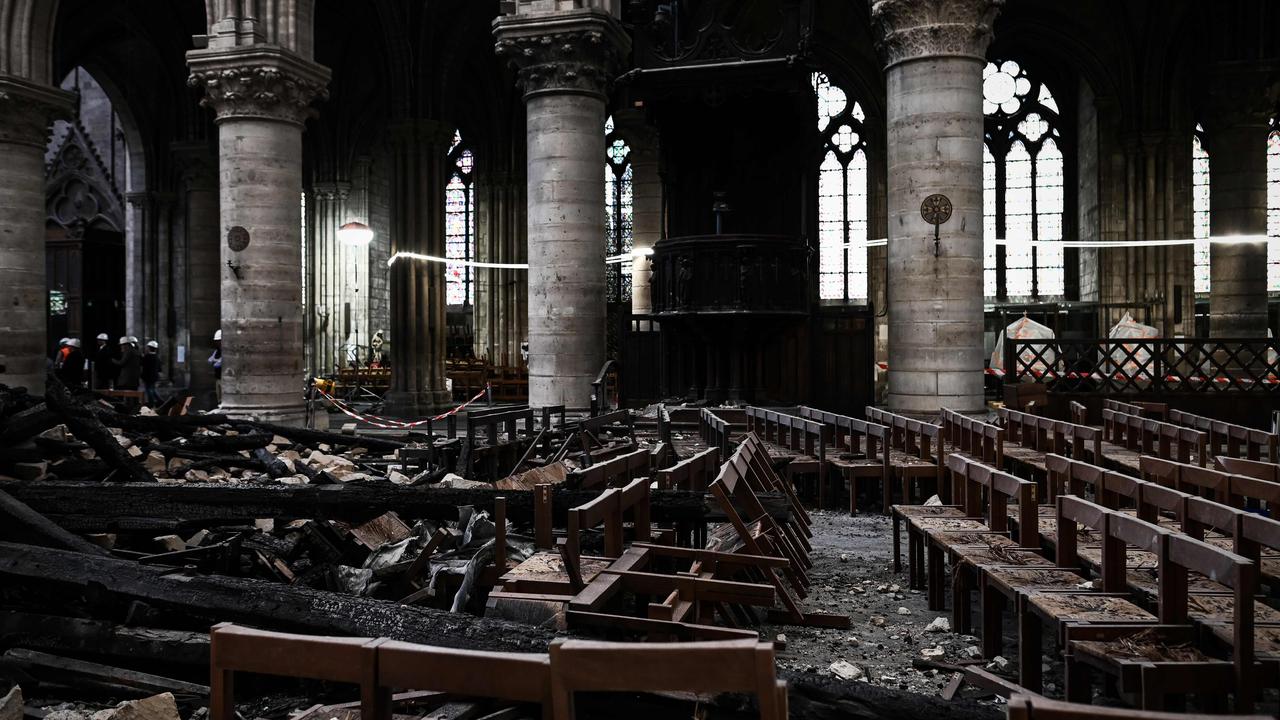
[796,406,891,514]
[566,447,650,490]
[1101,408,1207,471]
[865,406,944,512]
[1169,409,1278,463]
[699,408,733,459]
[745,407,831,507]
[1064,528,1257,711]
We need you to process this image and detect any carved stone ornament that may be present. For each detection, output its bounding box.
[187,46,330,126]
[0,76,75,149]
[494,9,632,100]
[870,0,1003,69]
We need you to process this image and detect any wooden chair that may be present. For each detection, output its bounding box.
[547,638,786,720]
[1006,693,1270,720]
[1170,409,1278,463]
[209,623,385,720]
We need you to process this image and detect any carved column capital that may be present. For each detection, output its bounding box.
[1202,64,1280,134]
[187,45,330,126]
[870,0,1003,69]
[388,118,455,150]
[493,8,631,101]
[0,75,75,149]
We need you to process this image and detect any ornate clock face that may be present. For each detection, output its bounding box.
[227,226,250,252]
[920,194,953,226]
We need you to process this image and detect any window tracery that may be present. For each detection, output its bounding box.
[605,115,633,304]
[813,72,869,302]
[445,131,475,306]
[982,60,1064,300]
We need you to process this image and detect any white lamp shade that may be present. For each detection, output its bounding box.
[338,221,374,245]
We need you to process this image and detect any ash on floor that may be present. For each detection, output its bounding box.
[760,511,998,699]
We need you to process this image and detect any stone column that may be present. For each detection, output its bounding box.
[188,47,329,424]
[1207,71,1275,339]
[871,0,1001,414]
[475,169,529,366]
[495,8,630,409]
[383,120,453,416]
[0,77,74,393]
[614,109,660,315]
[173,144,220,404]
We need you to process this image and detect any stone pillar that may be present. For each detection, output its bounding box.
[475,169,529,366]
[173,145,220,404]
[1207,71,1275,339]
[383,120,453,416]
[311,181,352,374]
[614,109,660,315]
[188,47,329,424]
[871,0,1001,414]
[495,8,631,409]
[0,77,74,393]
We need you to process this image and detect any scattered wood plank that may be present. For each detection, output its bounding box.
[44,376,153,484]
[0,613,209,666]
[3,647,210,696]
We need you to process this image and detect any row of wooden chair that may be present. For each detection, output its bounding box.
[1169,408,1279,463]
[998,407,1104,475]
[210,623,787,720]
[1100,408,1207,470]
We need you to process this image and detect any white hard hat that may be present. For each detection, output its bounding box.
[67,338,81,348]
[119,336,129,344]
[96,333,109,341]
[213,330,222,341]
[146,340,158,349]
[128,335,138,344]
[59,337,69,346]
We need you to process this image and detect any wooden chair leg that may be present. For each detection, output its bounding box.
[1064,653,1091,703]
[892,513,902,573]
[951,565,971,635]
[1016,595,1042,693]
[981,581,1003,659]
[927,543,945,611]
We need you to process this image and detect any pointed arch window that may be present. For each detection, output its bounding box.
[813,72,869,302]
[445,131,475,306]
[1192,124,1211,295]
[1268,118,1279,292]
[982,60,1065,300]
[605,116,634,304]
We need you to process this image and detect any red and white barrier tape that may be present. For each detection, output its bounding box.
[312,383,491,429]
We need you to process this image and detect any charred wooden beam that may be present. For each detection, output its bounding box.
[0,487,108,555]
[0,542,557,654]
[44,377,153,484]
[231,421,408,452]
[0,481,788,532]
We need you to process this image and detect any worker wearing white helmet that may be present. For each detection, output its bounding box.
[113,334,142,390]
[92,333,116,389]
[209,329,223,404]
[141,340,161,405]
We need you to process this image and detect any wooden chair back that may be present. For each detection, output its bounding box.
[378,639,551,707]
[700,408,732,458]
[1215,456,1280,484]
[746,407,830,464]
[797,406,889,462]
[568,447,650,490]
[1007,693,1269,720]
[548,638,786,719]
[1170,409,1278,463]
[866,406,943,463]
[654,446,720,491]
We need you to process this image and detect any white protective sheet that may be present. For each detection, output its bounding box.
[992,315,1056,375]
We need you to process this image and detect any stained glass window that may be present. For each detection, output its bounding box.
[982,60,1065,300]
[605,115,633,304]
[1192,125,1210,295]
[1268,120,1279,293]
[445,131,475,306]
[813,72,869,302]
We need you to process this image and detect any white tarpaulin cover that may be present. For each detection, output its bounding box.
[1107,312,1159,377]
[992,315,1056,374]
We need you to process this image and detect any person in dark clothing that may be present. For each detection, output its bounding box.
[57,338,86,387]
[92,333,117,389]
[209,329,223,405]
[141,340,161,405]
[113,336,141,391]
